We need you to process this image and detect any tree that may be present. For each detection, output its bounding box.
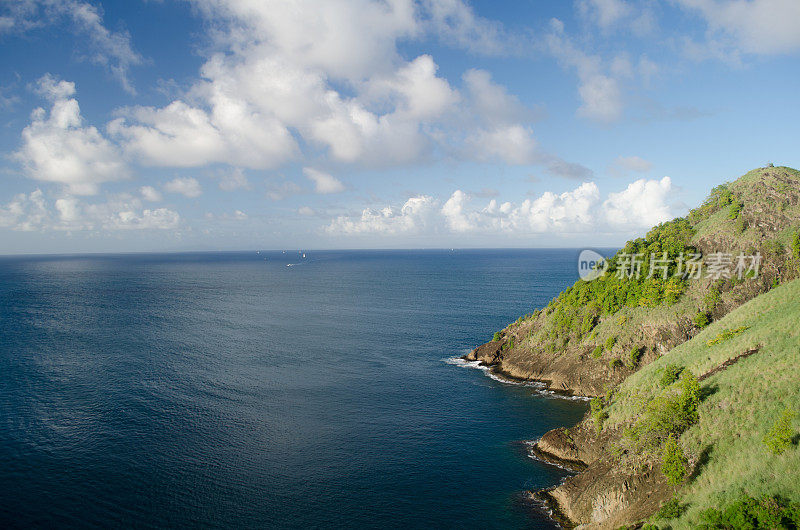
[661,434,688,485]
[763,408,794,455]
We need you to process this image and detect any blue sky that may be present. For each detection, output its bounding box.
[1,0,798,253]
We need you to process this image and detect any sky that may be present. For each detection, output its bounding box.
[0,0,799,254]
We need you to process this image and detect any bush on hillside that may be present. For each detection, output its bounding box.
[659,363,683,387]
[627,346,644,369]
[661,434,688,485]
[592,345,603,359]
[693,311,711,328]
[653,498,686,520]
[763,408,795,455]
[492,331,502,341]
[793,231,800,260]
[591,397,609,433]
[728,199,743,220]
[626,372,701,452]
[697,495,800,530]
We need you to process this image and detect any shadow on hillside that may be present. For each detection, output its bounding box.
[700,384,719,401]
[689,444,714,483]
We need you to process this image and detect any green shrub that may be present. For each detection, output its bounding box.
[697,495,800,529]
[502,337,515,351]
[704,283,722,312]
[627,346,643,369]
[492,331,502,342]
[763,239,785,257]
[605,336,617,351]
[693,311,711,328]
[609,358,623,370]
[763,408,794,455]
[659,363,683,387]
[728,199,743,219]
[661,434,688,485]
[592,345,603,359]
[706,326,749,346]
[734,215,747,234]
[793,231,800,260]
[591,397,609,432]
[626,372,700,452]
[653,498,685,520]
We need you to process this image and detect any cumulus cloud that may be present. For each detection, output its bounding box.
[546,19,624,123]
[603,176,674,228]
[16,75,128,195]
[164,177,202,198]
[216,168,250,191]
[140,186,162,202]
[675,0,800,57]
[326,195,439,235]
[0,189,50,231]
[0,0,143,93]
[465,124,538,165]
[303,168,346,194]
[326,177,681,236]
[106,0,541,171]
[0,189,179,231]
[609,155,653,177]
[298,206,316,216]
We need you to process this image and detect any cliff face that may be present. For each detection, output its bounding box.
[467,167,800,398]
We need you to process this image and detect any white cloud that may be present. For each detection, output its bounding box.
[0,189,179,231]
[326,177,680,236]
[546,20,624,123]
[603,176,674,227]
[0,189,50,231]
[421,0,508,55]
[465,125,537,165]
[675,0,800,57]
[298,206,316,216]
[326,195,439,234]
[462,68,539,126]
[140,186,162,202]
[577,0,632,30]
[266,180,303,201]
[16,75,127,195]
[107,0,535,170]
[217,168,250,191]
[609,155,653,177]
[303,168,346,194]
[164,177,202,198]
[0,0,143,93]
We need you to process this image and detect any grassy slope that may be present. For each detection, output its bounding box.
[606,278,800,527]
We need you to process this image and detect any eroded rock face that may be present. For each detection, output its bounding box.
[545,461,672,529]
[463,340,503,364]
[531,419,674,529]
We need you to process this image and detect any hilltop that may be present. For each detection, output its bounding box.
[466,166,800,396]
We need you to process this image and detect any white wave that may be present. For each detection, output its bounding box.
[444,355,590,401]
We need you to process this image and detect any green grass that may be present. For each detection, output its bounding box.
[605,278,800,528]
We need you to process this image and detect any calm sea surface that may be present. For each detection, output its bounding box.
[0,249,592,528]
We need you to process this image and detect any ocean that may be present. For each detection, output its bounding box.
[0,249,590,528]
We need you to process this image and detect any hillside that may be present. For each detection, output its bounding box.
[466,166,800,396]
[532,277,800,528]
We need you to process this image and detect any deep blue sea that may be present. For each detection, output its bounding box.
[0,249,591,529]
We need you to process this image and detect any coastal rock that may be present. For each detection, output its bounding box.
[463,340,503,364]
